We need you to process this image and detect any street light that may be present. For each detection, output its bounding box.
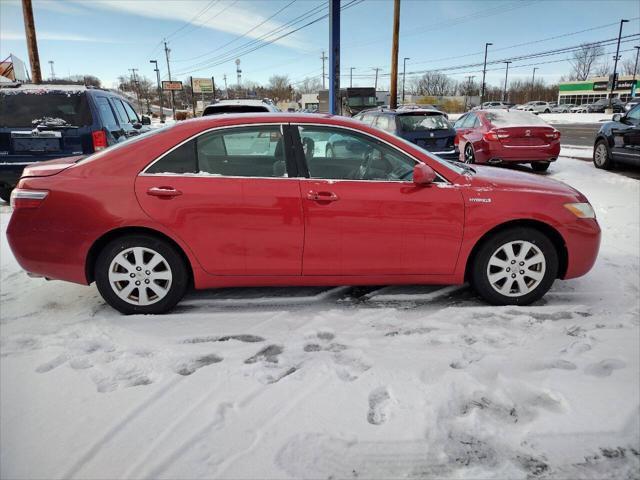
[610,19,629,109]
[531,67,538,101]
[350,67,355,88]
[502,61,512,102]
[480,43,492,106]
[402,57,410,104]
[150,60,165,123]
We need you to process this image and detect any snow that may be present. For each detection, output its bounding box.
[1,158,639,479]
[448,112,613,125]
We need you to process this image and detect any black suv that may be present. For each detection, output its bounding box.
[354,107,458,159]
[0,84,151,202]
[586,98,625,113]
[593,103,640,170]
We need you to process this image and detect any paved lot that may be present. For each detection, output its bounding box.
[552,123,600,148]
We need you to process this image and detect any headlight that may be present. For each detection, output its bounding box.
[564,202,596,219]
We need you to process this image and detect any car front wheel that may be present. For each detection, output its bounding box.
[531,162,550,172]
[593,139,613,170]
[464,144,475,164]
[0,187,11,204]
[471,227,558,305]
[95,234,189,314]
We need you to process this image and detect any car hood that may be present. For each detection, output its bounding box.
[464,164,585,199]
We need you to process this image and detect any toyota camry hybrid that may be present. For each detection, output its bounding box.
[7,114,600,314]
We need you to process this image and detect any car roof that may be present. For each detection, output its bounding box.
[207,99,272,107]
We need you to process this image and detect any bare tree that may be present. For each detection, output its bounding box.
[297,76,322,94]
[414,72,457,96]
[593,59,611,77]
[268,75,292,101]
[569,43,604,80]
[621,57,638,76]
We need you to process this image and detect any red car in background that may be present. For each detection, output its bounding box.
[7,114,599,314]
[454,110,561,172]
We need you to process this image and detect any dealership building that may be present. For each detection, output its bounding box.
[558,75,639,105]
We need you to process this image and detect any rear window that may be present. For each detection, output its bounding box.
[203,105,270,115]
[398,114,451,132]
[484,111,548,127]
[0,91,92,128]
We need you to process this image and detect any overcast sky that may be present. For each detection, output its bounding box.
[1,0,639,89]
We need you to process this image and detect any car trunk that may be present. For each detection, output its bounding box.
[495,126,555,147]
[21,156,83,178]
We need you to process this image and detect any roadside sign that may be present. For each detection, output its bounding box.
[162,81,183,91]
[192,78,213,94]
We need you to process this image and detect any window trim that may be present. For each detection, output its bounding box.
[140,123,298,179]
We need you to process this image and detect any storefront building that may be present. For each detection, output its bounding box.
[558,75,639,105]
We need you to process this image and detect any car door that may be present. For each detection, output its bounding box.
[611,105,640,164]
[293,124,464,276]
[135,124,304,275]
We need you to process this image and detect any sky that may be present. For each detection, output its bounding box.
[1,0,639,91]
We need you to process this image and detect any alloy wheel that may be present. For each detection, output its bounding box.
[594,143,608,167]
[486,240,546,297]
[464,145,475,164]
[108,247,172,306]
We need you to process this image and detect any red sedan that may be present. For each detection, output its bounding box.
[454,110,561,172]
[7,114,599,314]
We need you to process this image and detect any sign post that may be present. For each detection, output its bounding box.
[192,78,214,115]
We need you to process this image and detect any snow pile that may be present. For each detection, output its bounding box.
[1,158,638,479]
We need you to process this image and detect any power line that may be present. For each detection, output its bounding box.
[170,0,240,42]
[164,0,220,40]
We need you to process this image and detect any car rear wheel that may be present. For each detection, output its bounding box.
[544,109,551,113]
[464,144,475,164]
[593,140,613,170]
[531,162,550,172]
[471,227,558,305]
[0,187,11,204]
[95,235,189,314]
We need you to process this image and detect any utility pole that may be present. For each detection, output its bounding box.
[402,57,410,104]
[320,50,327,89]
[373,67,380,91]
[465,75,475,110]
[632,46,640,98]
[610,19,629,109]
[329,0,340,114]
[480,42,492,106]
[150,60,165,123]
[350,67,355,88]
[502,61,511,102]
[21,0,42,83]
[531,67,538,101]
[129,68,141,111]
[223,74,228,98]
[48,60,55,80]
[164,40,176,119]
[389,0,400,109]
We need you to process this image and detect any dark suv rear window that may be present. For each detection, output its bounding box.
[0,91,93,128]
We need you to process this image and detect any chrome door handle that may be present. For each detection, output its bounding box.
[306,190,339,202]
[147,186,182,198]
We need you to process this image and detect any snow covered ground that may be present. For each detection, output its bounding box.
[1,158,639,479]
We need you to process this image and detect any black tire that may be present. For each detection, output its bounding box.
[531,162,550,172]
[463,143,475,164]
[470,227,558,306]
[593,139,614,170]
[544,109,551,113]
[95,234,189,314]
[0,187,12,203]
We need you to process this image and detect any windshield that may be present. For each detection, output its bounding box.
[485,110,549,126]
[0,91,92,128]
[397,114,451,132]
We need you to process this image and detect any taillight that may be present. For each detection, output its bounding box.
[453,133,459,146]
[92,130,108,151]
[483,129,509,141]
[10,189,49,209]
[545,130,561,140]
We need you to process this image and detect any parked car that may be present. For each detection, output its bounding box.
[523,101,554,114]
[354,107,458,159]
[624,100,639,112]
[551,104,575,113]
[202,99,280,116]
[473,101,511,110]
[592,103,640,169]
[454,109,560,172]
[0,84,151,202]
[570,104,592,113]
[585,98,625,113]
[6,113,600,314]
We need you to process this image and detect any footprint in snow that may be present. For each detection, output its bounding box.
[584,359,626,377]
[175,354,223,376]
[182,334,265,344]
[245,344,283,364]
[367,387,392,425]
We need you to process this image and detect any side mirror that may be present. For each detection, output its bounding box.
[413,163,436,185]
[612,113,622,122]
[141,115,151,125]
[132,122,142,130]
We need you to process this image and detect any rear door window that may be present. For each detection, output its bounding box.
[95,97,119,131]
[122,101,140,123]
[111,99,130,125]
